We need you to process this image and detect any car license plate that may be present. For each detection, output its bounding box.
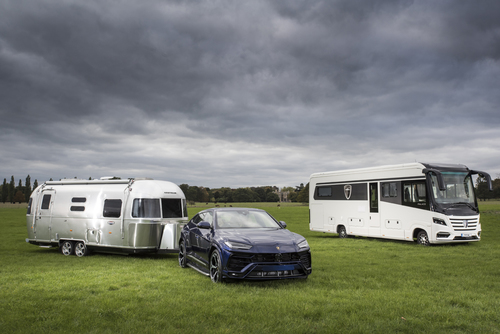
[461,233,471,237]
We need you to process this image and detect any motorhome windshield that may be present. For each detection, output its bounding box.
[429,172,476,207]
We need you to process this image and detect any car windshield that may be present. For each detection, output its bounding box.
[215,210,281,229]
[429,172,477,206]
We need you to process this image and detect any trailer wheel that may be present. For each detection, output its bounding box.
[209,249,224,283]
[74,241,89,257]
[178,239,187,268]
[60,241,74,256]
[417,230,430,246]
[338,225,347,239]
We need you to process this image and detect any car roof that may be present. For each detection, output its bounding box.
[200,207,265,213]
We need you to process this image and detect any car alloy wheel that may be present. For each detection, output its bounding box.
[210,249,223,283]
[60,241,74,256]
[178,240,187,268]
[417,230,430,246]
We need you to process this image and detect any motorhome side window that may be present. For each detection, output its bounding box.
[132,199,161,218]
[161,199,183,218]
[382,182,398,198]
[103,199,122,218]
[317,186,332,197]
[41,195,51,210]
[403,181,428,208]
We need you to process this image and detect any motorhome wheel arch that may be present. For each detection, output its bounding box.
[26,178,188,256]
[309,163,492,245]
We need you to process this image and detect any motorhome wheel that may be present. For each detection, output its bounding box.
[417,231,430,246]
[338,226,347,238]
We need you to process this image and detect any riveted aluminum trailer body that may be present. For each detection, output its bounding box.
[26,178,188,255]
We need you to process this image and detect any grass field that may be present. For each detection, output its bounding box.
[1,202,500,333]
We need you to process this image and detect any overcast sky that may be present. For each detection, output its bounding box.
[1,0,499,189]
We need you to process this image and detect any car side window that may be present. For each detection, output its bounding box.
[199,211,213,226]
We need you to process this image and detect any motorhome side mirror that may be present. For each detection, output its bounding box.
[279,221,287,228]
[197,221,211,229]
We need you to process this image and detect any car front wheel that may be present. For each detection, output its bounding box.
[210,249,224,283]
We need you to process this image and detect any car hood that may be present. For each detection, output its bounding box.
[216,228,307,253]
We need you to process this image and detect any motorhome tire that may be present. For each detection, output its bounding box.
[338,226,347,239]
[417,231,430,246]
[60,241,74,256]
[178,239,187,268]
[210,249,224,283]
[74,241,89,257]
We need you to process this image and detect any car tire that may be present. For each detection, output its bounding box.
[210,249,224,283]
[338,225,347,239]
[178,239,187,268]
[60,241,74,256]
[74,241,89,257]
[417,230,430,246]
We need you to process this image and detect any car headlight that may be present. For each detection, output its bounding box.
[298,239,309,249]
[225,240,252,250]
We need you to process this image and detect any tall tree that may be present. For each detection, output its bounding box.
[1,178,7,203]
[25,175,32,202]
[33,179,38,190]
[9,176,15,203]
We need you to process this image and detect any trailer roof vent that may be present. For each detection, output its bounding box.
[100,176,122,180]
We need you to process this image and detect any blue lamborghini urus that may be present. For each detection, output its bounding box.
[178,208,312,283]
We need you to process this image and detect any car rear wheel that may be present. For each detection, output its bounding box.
[60,241,74,256]
[74,241,89,257]
[210,249,224,283]
[178,239,187,268]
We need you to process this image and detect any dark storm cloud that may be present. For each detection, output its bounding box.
[1,0,499,187]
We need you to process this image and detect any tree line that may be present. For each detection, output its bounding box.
[3,173,497,204]
[179,183,310,203]
[0,175,310,204]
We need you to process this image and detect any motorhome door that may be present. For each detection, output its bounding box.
[34,189,55,242]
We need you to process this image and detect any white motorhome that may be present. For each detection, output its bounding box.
[26,178,188,256]
[309,163,492,245]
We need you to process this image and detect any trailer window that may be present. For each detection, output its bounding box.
[70,206,85,212]
[161,198,183,218]
[41,195,51,210]
[132,199,161,218]
[27,198,33,214]
[103,199,122,218]
[72,197,87,203]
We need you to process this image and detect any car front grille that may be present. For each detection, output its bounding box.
[227,251,311,271]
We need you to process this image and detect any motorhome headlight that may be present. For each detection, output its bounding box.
[224,240,252,250]
[433,218,447,226]
[298,239,309,249]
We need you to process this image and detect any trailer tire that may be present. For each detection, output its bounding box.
[417,230,430,246]
[74,241,89,257]
[338,225,347,239]
[60,241,74,256]
[209,249,224,283]
[178,239,187,268]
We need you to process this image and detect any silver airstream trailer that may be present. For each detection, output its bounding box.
[26,178,188,256]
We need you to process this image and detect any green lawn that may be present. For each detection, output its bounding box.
[1,202,499,333]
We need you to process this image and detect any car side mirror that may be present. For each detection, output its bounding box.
[279,221,287,228]
[197,221,211,229]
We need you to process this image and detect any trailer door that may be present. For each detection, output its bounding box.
[368,183,381,236]
[34,189,56,242]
